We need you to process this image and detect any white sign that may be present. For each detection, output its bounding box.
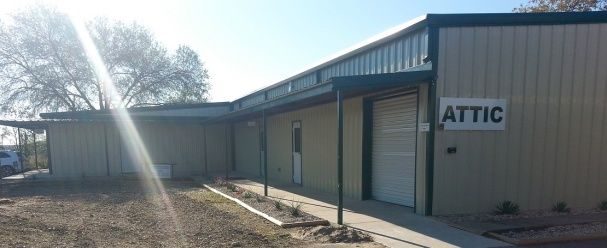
[439,97,506,130]
[419,123,430,132]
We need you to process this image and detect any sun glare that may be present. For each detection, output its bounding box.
[65,8,186,243]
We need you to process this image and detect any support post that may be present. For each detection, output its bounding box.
[263,110,268,196]
[17,128,23,171]
[337,90,344,225]
[203,125,208,177]
[225,123,229,180]
[45,129,52,175]
[33,132,38,170]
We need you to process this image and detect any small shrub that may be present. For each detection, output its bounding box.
[289,202,303,217]
[552,201,571,213]
[256,195,265,203]
[494,200,520,215]
[213,177,227,186]
[599,200,607,211]
[226,184,238,192]
[274,200,283,210]
[243,191,254,199]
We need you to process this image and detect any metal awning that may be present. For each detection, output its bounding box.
[207,70,434,123]
[0,119,70,129]
[0,116,216,129]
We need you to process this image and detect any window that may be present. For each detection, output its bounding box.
[0,152,9,158]
[293,127,301,153]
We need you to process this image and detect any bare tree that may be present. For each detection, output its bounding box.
[0,5,210,115]
[514,0,607,12]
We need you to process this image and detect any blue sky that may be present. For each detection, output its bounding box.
[1,0,523,101]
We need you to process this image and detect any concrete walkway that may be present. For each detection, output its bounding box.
[2,169,50,180]
[219,178,510,248]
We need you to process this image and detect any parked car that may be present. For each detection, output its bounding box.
[0,150,22,178]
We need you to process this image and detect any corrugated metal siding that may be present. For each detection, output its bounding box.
[434,24,607,215]
[320,29,428,81]
[124,123,205,177]
[49,123,108,177]
[234,120,261,176]
[205,124,230,173]
[49,122,209,178]
[232,28,428,110]
[263,97,364,199]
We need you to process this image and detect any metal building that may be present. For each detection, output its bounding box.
[3,12,607,217]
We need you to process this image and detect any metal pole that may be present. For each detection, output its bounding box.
[224,123,229,180]
[337,90,344,225]
[33,132,38,170]
[203,125,208,177]
[17,128,23,171]
[263,110,268,196]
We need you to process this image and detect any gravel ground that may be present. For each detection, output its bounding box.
[210,183,321,223]
[501,222,607,240]
[0,179,382,248]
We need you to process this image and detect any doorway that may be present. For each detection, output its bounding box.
[292,121,302,184]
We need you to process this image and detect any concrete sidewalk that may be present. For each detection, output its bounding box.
[219,178,510,248]
[2,169,50,181]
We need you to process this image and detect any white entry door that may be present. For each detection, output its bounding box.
[292,121,302,184]
[371,93,417,207]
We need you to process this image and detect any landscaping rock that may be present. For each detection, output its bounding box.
[0,199,14,205]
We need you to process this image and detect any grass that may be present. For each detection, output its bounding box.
[226,184,238,192]
[552,201,571,213]
[288,201,303,217]
[494,200,520,215]
[243,191,254,199]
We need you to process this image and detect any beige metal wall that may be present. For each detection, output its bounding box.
[261,97,363,199]
[49,122,214,178]
[434,23,607,215]
[234,120,261,176]
[125,123,206,177]
[204,124,230,173]
[49,123,111,177]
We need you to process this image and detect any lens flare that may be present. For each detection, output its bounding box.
[66,11,185,244]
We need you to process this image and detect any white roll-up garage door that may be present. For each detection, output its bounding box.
[371,92,417,207]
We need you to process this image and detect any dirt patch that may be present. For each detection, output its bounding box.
[209,182,323,224]
[0,179,380,248]
[0,180,380,248]
[296,225,374,243]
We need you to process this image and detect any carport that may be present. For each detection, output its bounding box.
[0,119,54,176]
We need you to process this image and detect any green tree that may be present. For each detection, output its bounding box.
[0,5,210,115]
[514,0,607,12]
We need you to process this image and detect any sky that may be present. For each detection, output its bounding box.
[0,0,523,102]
